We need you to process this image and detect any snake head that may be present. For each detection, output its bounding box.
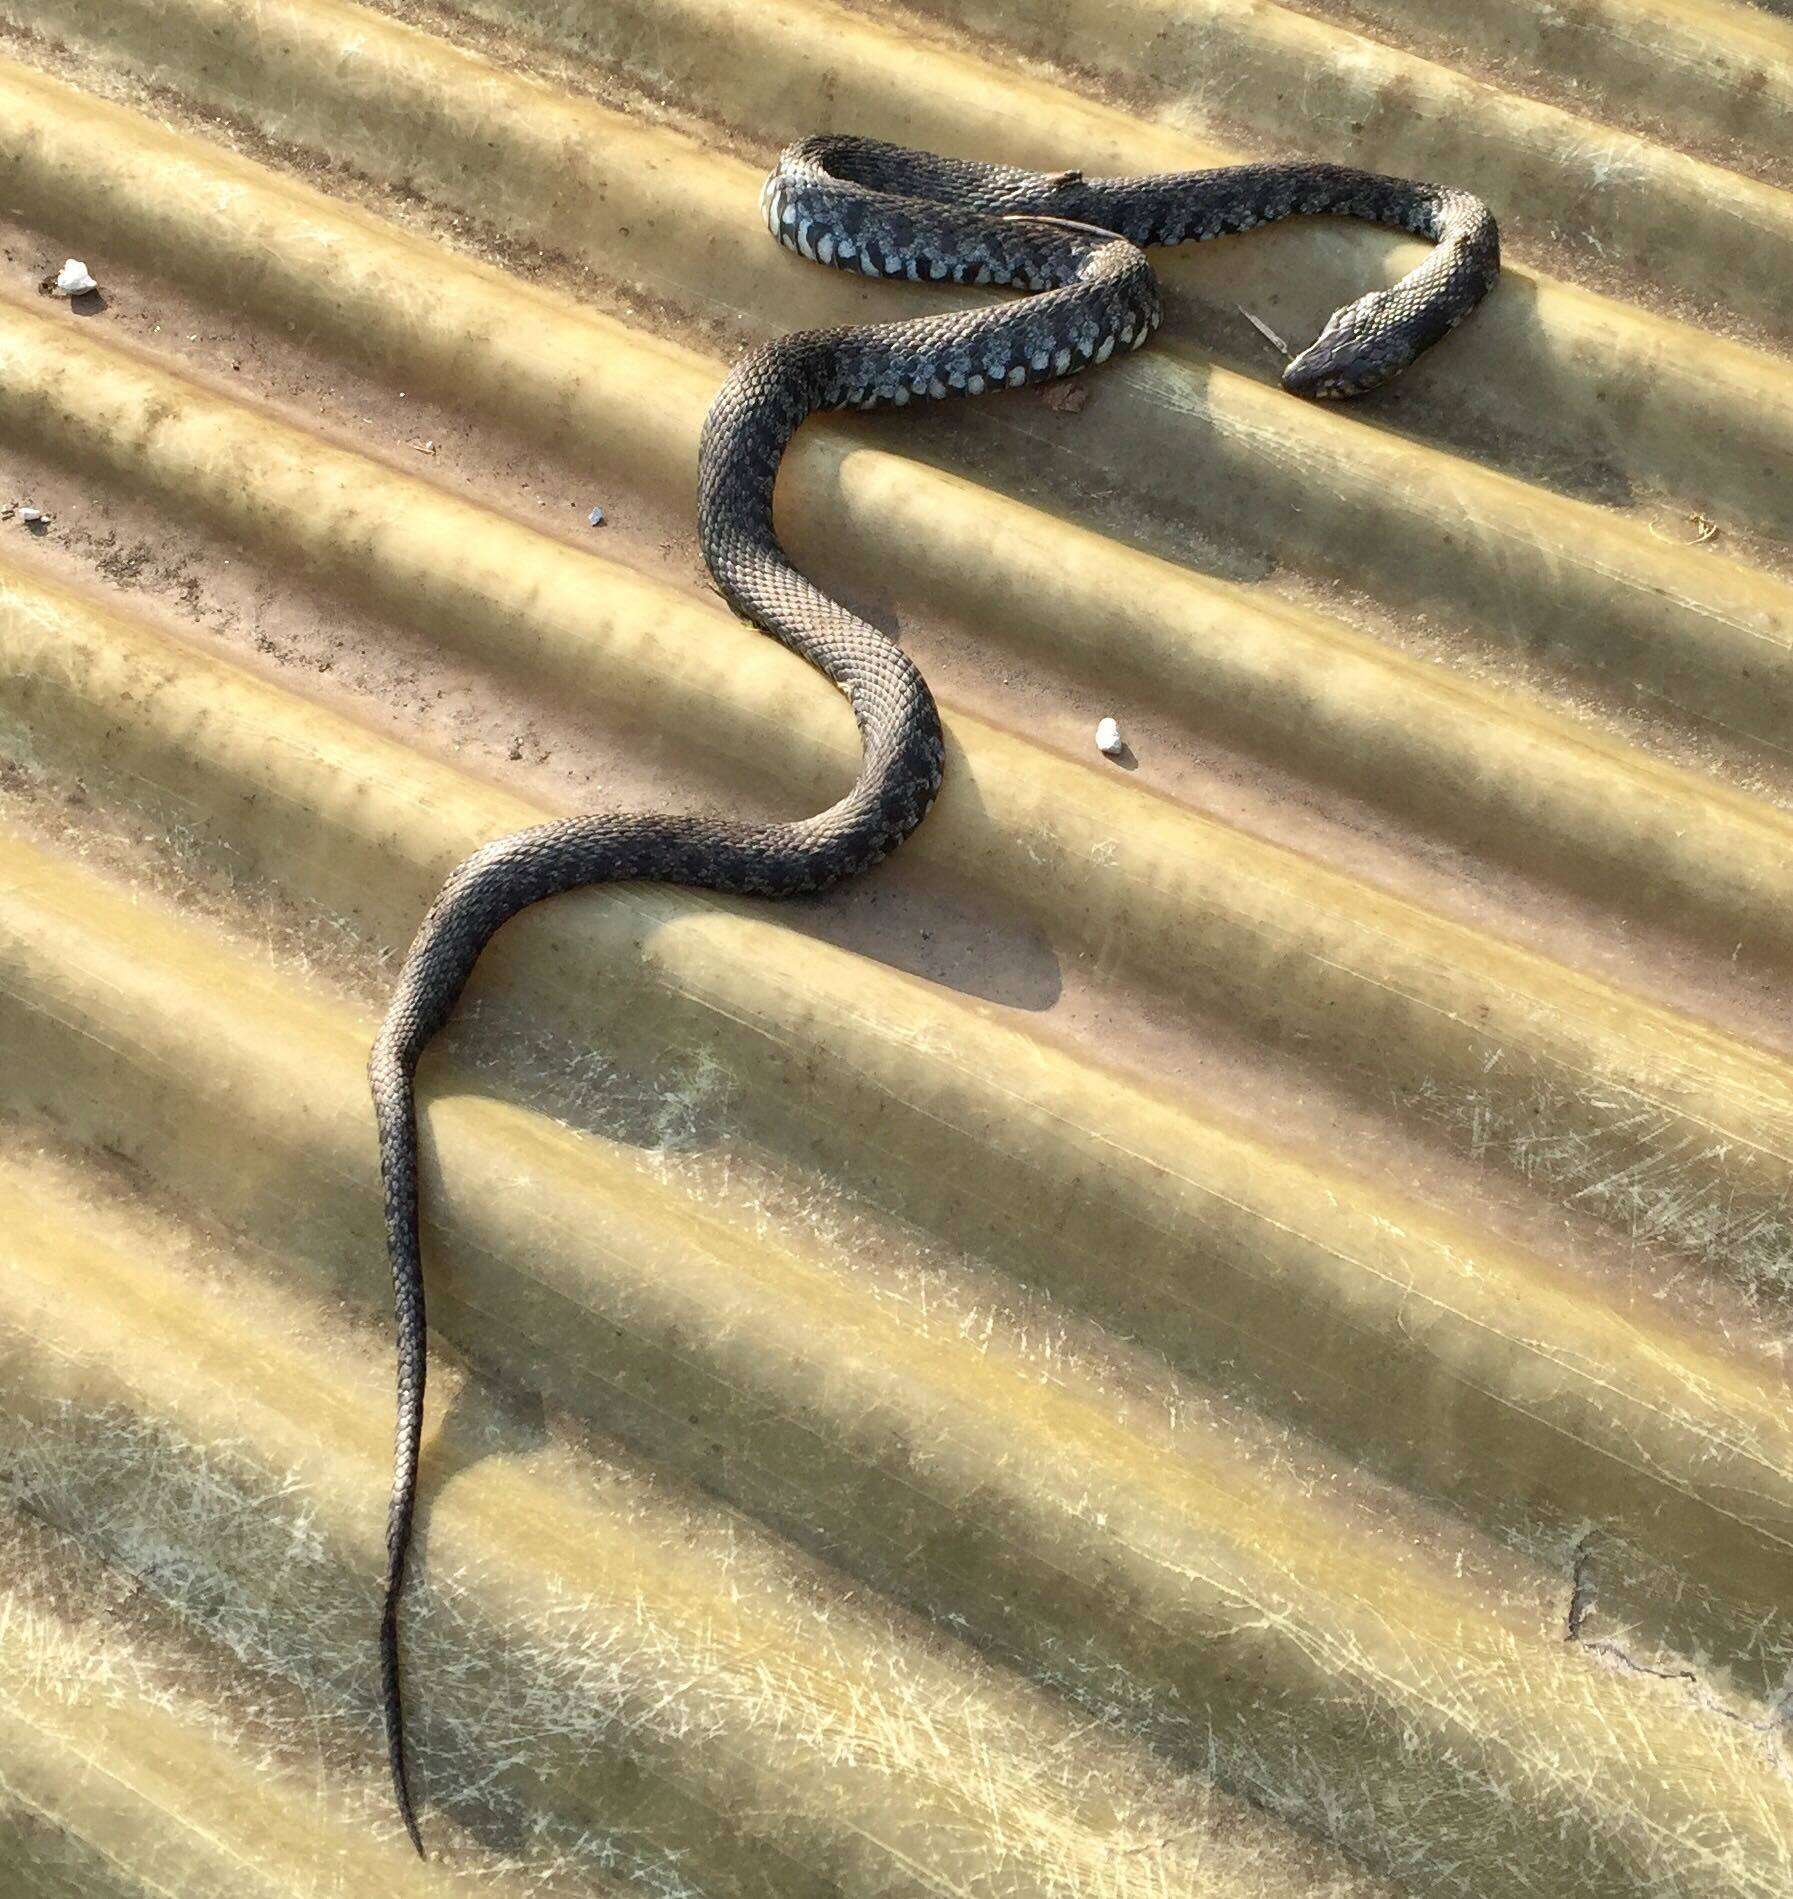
[1282,285,1440,399]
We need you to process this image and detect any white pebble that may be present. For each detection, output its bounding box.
[587,505,605,527]
[50,259,97,298]
[1095,716,1124,756]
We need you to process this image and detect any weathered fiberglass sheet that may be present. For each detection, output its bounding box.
[1,0,1792,1892]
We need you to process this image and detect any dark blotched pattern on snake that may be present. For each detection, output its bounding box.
[369,133,1499,1853]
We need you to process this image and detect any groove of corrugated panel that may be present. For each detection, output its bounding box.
[0,0,1788,1894]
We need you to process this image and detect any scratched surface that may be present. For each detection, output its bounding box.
[0,0,1791,1892]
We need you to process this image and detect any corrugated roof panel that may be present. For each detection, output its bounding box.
[1,1,1790,1893]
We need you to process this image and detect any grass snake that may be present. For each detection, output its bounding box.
[369,132,1499,1854]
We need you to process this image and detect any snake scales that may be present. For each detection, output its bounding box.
[370,134,1498,1853]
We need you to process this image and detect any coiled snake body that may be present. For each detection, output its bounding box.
[371,134,1498,1853]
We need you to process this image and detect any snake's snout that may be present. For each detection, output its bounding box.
[1279,351,1350,400]
[1281,290,1412,400]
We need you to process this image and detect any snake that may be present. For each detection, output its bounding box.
[368,133,1498,1855]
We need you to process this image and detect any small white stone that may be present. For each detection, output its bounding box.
[1095,716,1124,757]
[18,506,47,524]
[50,259,97,297]
[587,505,606,527]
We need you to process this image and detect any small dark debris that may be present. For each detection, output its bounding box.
[1040,380,1088,414]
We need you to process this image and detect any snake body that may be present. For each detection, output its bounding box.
[370,134,1498,1853]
